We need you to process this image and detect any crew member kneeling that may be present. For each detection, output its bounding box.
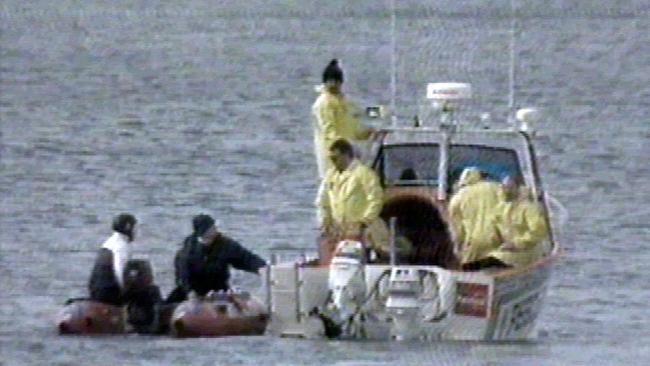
[489,176,549,268]
[166,214,267,303]
[448,168,503,270]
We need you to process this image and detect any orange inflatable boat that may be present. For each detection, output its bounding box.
[57,300,127,335]
[170,291,268,338]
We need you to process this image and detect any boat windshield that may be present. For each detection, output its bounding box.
[448,144,523,189]
[378,143,523,190]
[380,143,440,186]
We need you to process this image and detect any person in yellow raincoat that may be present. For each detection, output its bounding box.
[316,139,404,264]
[312,59,376,178]
[448,168,503,270]
[489,176,549,268]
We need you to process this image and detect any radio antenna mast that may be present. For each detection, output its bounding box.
[508,0,518,124]
[390,0,397,126]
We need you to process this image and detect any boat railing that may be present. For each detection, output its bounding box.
[266,247,318,266]
[545,192,568,255]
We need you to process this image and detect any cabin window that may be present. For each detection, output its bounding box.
[448,145,522,189]
[377,143,522,189]
[380,144,440,187]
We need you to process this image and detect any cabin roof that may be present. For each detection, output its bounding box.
[383,128,528,151]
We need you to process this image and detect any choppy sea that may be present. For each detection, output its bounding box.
[1,1,649,365]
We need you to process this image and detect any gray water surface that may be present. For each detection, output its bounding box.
[1,1,649,365]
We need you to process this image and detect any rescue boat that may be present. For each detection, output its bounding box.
[265,83,564,341]
[170,291,269,338]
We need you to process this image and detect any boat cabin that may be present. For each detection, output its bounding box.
[368,127,543,270]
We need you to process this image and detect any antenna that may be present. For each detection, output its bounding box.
[508,0,518,124]
[390,0,397,126]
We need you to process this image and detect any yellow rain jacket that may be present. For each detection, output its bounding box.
[490,198,549,267]
[312,90,372,177]
[316,160,389,252]
[448,174,503,265]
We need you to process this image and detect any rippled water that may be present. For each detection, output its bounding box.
[1,1,649,365]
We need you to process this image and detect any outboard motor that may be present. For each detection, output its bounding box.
[385,268,422,340]
[328,240,367,316]
[123,260,154,291]
[122,260,163,333]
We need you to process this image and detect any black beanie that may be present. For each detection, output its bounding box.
[322,59,344,84]
[192,214,215,236]
[112,213,136,234]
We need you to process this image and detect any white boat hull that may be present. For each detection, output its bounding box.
[265,259,554,341]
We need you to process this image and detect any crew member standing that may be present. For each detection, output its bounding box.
[312,59,376,178]
[316,139,400,264]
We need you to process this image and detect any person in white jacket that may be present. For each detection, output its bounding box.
[87,213,163,333]
[88,213,137,305]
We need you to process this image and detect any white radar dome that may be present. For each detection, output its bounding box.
[515,108,541,124]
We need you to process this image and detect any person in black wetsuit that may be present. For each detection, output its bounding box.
[166,214,267,303]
